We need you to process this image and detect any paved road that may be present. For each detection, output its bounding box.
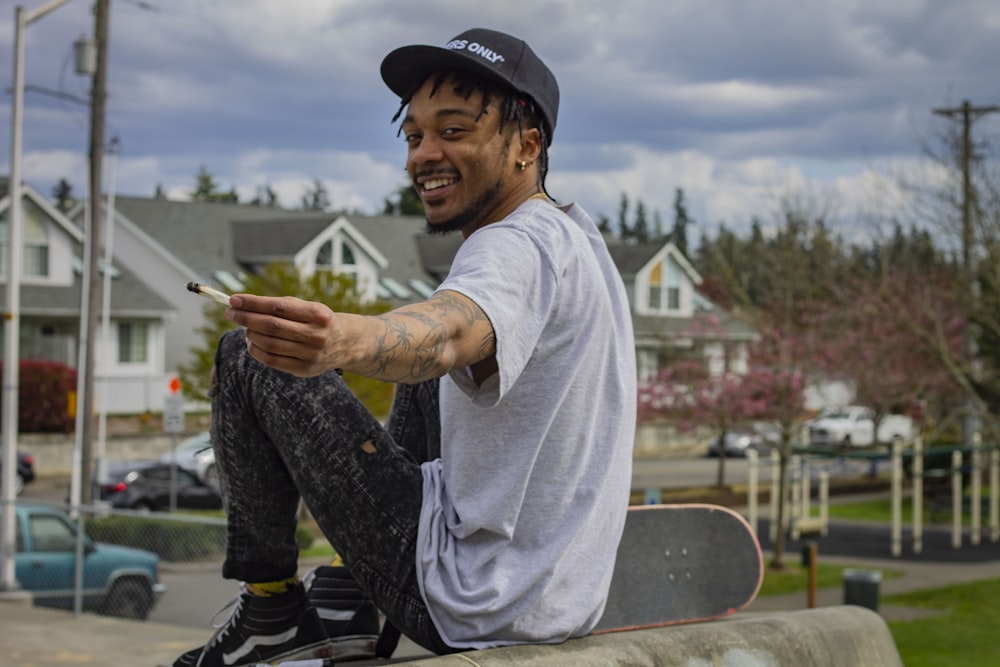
[22,454,883,505]
[23,456,777,504]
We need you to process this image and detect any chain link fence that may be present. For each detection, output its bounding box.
[7,500,238,627]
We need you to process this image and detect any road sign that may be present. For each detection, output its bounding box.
[164,394,185,433]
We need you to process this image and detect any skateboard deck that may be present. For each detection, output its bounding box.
[593,503,763,633]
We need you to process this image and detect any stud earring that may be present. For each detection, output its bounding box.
[518,160,528,171]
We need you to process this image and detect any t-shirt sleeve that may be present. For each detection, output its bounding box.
[436,225,557,406]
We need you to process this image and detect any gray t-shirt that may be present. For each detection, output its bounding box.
[416,199,636,648]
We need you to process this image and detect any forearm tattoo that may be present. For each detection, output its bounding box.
[367,291,494,382]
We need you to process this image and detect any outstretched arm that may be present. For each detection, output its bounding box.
[225,289,495,383]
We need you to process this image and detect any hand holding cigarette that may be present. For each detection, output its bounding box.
[189,285,345,377]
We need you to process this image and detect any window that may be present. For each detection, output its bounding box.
[29,514,77,552]
[118,322,148,363]
[340,243,355,266]
[646,259,682,313]
[0,202,50,279]
[315,237,360,286]
[316,241,333,267]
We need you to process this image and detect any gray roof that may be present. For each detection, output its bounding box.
[113,196,755,342]
[114,196,292,282]
[1,259,173,318]
[0,186,172,319]
[232,216,332,265]
[608,243,664,276]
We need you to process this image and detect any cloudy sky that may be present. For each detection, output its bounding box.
[2,0,998,236]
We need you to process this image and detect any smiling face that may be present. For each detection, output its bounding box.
[401,72,541,237]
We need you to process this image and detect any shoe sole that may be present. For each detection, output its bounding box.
[256,635,379,665]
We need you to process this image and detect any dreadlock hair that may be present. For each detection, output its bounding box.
[391,69,553,197]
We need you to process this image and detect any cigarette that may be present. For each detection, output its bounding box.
[186,282,231,306]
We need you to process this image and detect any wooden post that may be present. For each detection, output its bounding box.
[971,434,982,546]
[819,471,829,537]
[747,448,759,537]
[990,446,998,543]
[891,439,902,557]
[913,436,923,554]
[769,450,780,542]
[952,450,963,549]
[806,542,818,609]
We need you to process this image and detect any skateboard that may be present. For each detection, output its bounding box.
[593,503,763,633]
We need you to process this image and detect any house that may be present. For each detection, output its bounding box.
[609,242,758,380]
[5,187,755,413]
[0,179,174,414]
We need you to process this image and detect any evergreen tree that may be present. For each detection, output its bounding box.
[51,179,75,212]
[633,200,650,243]
[652,209,666,243]
[382,184,425,216]
[671,188,692,256]
[617,192,631,242]
[191,165,238,203]
[301,178,331,211]
[250,185,280,208]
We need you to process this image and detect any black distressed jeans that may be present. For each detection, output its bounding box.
[209,329,450,654]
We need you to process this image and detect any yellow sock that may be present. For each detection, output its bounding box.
[247,576,299,597]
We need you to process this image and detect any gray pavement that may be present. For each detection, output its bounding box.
[4,492,1000,666]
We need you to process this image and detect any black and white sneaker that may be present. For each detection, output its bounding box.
[303,565,381,660]
[172,582,330,666]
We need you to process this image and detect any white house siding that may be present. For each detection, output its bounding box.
[110,215,199,376]
[94,318,172,414]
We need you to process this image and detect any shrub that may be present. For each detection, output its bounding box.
[0,360,76,433]
[86,515,227,562]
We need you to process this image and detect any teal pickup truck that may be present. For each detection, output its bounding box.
[13,503,166,619]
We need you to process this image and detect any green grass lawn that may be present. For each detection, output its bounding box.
[885,578,1000,667]
[828,493,995,525]
[757,562,901,597]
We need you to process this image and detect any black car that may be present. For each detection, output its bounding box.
[97,460,223,511]
[3,451,36,496]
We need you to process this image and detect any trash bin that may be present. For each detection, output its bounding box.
[842,569,881,612]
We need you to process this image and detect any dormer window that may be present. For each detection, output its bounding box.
[315,237,359,286]
[647,259,680,313]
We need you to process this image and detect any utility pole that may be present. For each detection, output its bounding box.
[80,0,110,505]
[933,101,1000,276]
[933,100,1000,444]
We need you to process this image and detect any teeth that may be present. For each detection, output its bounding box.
[423,178,455,191]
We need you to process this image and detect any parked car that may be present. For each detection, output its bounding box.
[97,460,223,511]
[1,451,35,495]
[159,431,217,487]
[707,423,779,458]
[807,405,913,447]
[13,502,165,619]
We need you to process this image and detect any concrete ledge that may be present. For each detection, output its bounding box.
[388,606,903,666]
[0,590,34,607]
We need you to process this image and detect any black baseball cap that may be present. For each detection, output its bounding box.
[381,28,559,144]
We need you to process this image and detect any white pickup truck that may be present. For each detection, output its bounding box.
[807,405,913,447]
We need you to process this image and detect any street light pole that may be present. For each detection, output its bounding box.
[2,0,77,595]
